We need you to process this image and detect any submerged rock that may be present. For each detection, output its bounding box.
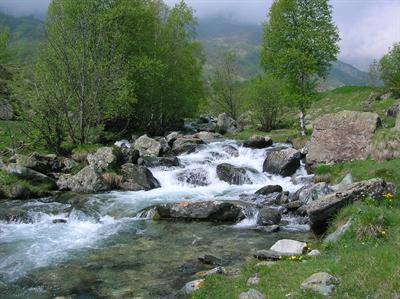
[216,163,256,185]
[306,178,395,234]
[146,201,244,223]
[263,148,301,177]
[300,272,339,296]
[176,168,209,186]
[256,207,281,226]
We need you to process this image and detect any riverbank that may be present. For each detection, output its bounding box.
[193,200,400,299]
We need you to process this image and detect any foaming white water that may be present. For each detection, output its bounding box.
[0,139,307,282]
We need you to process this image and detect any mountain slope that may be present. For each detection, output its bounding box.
[0,12,45,63]
[198,16,369,89]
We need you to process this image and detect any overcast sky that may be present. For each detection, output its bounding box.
[0,0,399,69]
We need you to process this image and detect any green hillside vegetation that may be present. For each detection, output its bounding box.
[0,12,45,63]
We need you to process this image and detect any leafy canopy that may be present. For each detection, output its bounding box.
[261,0,340,110]
[380,43,400,96]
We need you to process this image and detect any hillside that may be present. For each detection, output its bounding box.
[198,16,370,89]
[0,12,45,63]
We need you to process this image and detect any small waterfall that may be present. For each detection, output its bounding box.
[233,206,259,228]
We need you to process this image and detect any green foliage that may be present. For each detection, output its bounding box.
[108,0,204,135]
[380,43,400,96]
[246,75,289,131]
[261,0,340,134]
[209,51,242,119]
[0,27,10,63]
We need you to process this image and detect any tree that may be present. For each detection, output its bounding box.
[367,59,381,87]
[247,75,288,131]
[210,51,242,120]
[380,43,400,96]
[261,0,340,135]
[21,0,132,150]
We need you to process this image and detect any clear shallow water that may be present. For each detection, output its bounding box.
[0,140,310,298]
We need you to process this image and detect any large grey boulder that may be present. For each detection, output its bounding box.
[60,166,110,193]
[217,113,237,134]
[5,164,57,188]
[324,219,353,243]
[306,178,395,234]
[87,147,121,170]
[134,135,162,157]
[147,201,244,222]
[301,272,339,296]
[263,148,301,177]
[243,135,273,149]
[170,137,204,156]
[119,163,160,191]
[216,163,255,185]
[306,111,380,165]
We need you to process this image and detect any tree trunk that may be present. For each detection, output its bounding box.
[299,110,306,136]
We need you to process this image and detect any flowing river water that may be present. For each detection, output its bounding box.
[0,140,311,298]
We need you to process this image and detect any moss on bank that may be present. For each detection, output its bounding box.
[193,201,400,299]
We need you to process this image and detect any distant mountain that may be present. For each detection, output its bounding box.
[197,16,370,90]
[0,12,45,63]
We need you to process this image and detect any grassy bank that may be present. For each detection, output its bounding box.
[193,201,400,299]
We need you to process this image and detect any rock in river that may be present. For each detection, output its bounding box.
[216,163,256,185]
[146,201,245,223]
[263,148,301,177]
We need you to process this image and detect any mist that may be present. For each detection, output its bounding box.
[1,0,399,69]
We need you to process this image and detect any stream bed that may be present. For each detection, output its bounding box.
[0,140,311,298]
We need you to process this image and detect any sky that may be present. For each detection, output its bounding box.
[0,0,399,70]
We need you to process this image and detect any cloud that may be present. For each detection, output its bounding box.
[0,0,50,18]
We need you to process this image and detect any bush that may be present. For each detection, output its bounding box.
[380,43,400,96]
[247,75,288,131]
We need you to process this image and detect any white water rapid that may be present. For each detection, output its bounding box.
[0,139,310,298]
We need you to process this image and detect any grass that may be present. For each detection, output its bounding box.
[310,86,396,127]
[226,128,302,143]
[315,158,400,188]
[193,201,400,299]
[0,169,54,198]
